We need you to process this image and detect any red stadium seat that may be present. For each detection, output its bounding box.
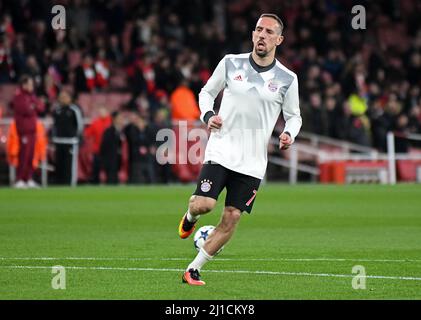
[396,159,421,182]
[77,93,132,118]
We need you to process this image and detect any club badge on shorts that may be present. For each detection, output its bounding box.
[200,179,212,192]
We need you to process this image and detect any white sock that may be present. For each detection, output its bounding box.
[187,248,213,271]
[186,209,200,223]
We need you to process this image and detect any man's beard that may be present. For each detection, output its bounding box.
[255,47,268,58]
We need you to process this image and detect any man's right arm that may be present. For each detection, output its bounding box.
[198,56,227,125]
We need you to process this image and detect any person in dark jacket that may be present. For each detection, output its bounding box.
[11,74,45,188]
[100,111,125,184]
[74,54,96,95]
[124,112,155,184]
[52,90,84,185]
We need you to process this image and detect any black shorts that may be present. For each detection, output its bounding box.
[193,161,261,213]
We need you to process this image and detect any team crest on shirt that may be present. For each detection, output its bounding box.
[267,81,279,92]
[200,179,213,192]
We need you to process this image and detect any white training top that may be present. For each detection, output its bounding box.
[199,53,302,179]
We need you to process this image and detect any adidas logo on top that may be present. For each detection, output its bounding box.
[233,74,243,81]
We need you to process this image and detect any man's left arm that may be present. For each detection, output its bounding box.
[70,104,84,138]
[33,95,46,114]
[280,75,302,150]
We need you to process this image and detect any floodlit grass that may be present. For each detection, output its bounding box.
[0,184,420,299]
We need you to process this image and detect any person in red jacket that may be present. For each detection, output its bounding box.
[11,75,45,188]
[84,107,112,184]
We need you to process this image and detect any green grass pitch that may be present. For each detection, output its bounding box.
[0,184,420,299]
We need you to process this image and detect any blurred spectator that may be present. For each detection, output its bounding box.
[170,77,200,121]
[84,107,112,184]
[11,75,45,188]
[124,112,155,184]
[107,34,124,64]
[394,113,411,153]
[154,56,177,94]
[94,49,110,90]
[23,55,43,92]
[0,28,15,83]
[303,91,326,135]
[43,73,60,104]
[67,0,90,46]
[325,96,342,139]
[129,57,148,97]
[51,90,84,185]
[74,54,96,94]
[26,20,47,62]
[0,0,420,161]
[100,110,125,184]
[148,107,173,183]
[370,99,393,151]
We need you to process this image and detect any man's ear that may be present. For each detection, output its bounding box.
[276,35,284,46]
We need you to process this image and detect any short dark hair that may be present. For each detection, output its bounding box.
[19,74,32,87]
[259,13,284,34]
[111,110,120,120]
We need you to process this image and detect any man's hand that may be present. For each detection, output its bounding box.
[279,132,292,150]
[207,115,223,130]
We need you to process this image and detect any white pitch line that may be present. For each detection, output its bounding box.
[0,257,420,263]
[1,265,421,281]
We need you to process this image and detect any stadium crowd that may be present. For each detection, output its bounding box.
[1,0,421,184]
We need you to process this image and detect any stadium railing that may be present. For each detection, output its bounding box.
[2,118,421,186]
[268,130,421,185]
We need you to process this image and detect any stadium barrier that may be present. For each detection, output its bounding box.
[2,117,421,186]
[0,117,68,186]
[269,130,421,185]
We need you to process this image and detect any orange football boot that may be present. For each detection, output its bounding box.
[178,213,196,239]
[182,269,206,286]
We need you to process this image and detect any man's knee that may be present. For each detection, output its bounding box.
[189,195,216,214]
[220,206,242,230]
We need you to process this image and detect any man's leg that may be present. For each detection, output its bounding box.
[107,168,119,184]
[203,170,260,256]
[185,205,241,272]
[91,154,101,184]
[183,169,261,286]
[64,145,73,185]
[182,206,242,286]
[16,135,27,183]
[178,162,227,239]
[21,134,36,182]
[178,195,216,239]
[55,144,66,184]
[180,162,229,285]
[203,206,241,256]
